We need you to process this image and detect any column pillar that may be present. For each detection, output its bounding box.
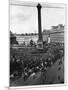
[37,3,43,49]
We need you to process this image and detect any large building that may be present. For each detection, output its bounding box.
[15,34,38,45]
[43,24,64,45]
[15,34,49,45]
[50,24,64,44]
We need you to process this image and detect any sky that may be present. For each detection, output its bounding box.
[10,3,65,34]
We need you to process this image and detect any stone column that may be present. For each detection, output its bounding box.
[37,3,43,49]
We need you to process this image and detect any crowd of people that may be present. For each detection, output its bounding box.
[10,43,64,83]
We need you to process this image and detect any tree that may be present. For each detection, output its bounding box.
[10,31,18,45]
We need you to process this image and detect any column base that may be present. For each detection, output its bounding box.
[37,41,43,49]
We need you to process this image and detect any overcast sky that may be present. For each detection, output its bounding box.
[10,3,65,34]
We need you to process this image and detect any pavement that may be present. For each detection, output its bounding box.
[10,71,42,86]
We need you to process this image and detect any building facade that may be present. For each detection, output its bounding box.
[50,24,64,45]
